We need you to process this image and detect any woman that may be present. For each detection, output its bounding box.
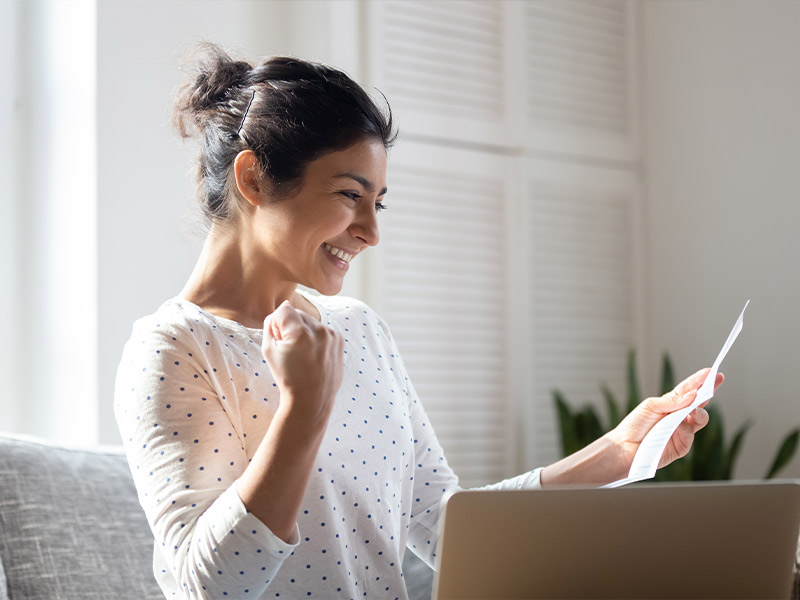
[115,44,719,600]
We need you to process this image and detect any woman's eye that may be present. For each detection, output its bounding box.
[341,191,361,201]
[375,202,388,212]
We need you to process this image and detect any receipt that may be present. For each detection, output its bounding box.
[604,300,750,488]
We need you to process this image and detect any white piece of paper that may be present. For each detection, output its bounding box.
[603,300,750,488]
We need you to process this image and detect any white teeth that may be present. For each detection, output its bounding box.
[323,243,354,263]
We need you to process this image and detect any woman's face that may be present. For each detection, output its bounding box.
[252,138,388,295]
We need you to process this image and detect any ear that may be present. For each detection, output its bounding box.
[233,150,264,208]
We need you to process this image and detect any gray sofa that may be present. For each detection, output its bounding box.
[0,433,434,600]
[0,433,162,599]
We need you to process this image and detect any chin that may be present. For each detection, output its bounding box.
[308,279,345,297]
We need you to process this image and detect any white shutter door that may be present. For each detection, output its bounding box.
[522,0,638,160]
[361,0,642,478]
[365,0,513,147]
[522,160,641,467]
[367,142,515,488]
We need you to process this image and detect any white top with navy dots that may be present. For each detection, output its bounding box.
[115,292,541,599]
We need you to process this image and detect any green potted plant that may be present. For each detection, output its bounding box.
[553,350,799,480]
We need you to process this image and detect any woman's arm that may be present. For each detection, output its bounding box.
[236,301,344,543]
[540,368,721,486]
[115,301,343,598]
[115,323,297,598]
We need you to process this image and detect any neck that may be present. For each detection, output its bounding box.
[181,223,312,328]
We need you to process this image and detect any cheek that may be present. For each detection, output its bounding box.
[277,200,354,247]
[311,206,354,237]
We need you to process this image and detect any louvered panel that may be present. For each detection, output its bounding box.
[528,179,636,467]
[424,434,503,452]
[388,272,504,295]
[413,387,506,405]
[373,0,506,134]
[387,305,505,328]
[390,238,504,259]
[390,332,508,354]
[526,0,631,137]
[390,217,504,240]
[379,162,510,488]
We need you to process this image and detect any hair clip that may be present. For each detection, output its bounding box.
[237,90,256,137]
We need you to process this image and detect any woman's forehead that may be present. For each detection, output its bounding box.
[308,140,388,187]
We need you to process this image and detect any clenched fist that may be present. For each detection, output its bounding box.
[261,301,345,426]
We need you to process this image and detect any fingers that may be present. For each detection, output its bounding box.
[260,300,345,417]
[643,369,709,416]
[686,406,710,431]
[666,406,710,463]
[660,370,725,409]
[672,368,725,394]
[638,374,721,427]
[648,388,697,415]
[673,368,711,395]
[713,372,725,392]
[263,300,310,344]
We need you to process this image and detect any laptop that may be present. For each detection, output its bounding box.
[432,481,800,599]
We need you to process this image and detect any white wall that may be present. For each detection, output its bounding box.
[642,0,800,478]
[97,1,290,444]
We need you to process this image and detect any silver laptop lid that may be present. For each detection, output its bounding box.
[433,481,800,599]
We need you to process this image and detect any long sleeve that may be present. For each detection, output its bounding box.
[114,315,298,599]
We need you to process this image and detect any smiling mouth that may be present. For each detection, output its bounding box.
[322,243,355,263]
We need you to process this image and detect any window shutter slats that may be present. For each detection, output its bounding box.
[525,0,634,157]
[526,171,637,466]
[369,152,512,489]
[368,0,509,144]
[363,1,641,484]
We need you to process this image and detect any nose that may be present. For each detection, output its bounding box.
[351,204,380,248]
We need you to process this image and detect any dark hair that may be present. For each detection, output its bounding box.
[174,43,396,222]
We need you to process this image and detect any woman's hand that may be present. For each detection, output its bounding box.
[607,368,723,471]
[261,300,344,425]
[237,302,344,542]
[541,368,724,487]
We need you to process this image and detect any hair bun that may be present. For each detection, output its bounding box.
[174,42,252,137]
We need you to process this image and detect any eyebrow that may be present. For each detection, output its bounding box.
[334,173,388,196]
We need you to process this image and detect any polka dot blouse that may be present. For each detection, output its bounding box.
[115,292,541,599]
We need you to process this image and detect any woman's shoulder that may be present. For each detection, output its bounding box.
[306,292,394,339]
[304,292,384,323]
[125,297,215,352]
[306,292,365,312]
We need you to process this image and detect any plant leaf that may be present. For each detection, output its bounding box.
[553,390,579,457]
[691,404,725,480]
[765,429,800,479]
[575,406,603,447]
[626,348,641,414]
[601,384,621,430]
[653,450,693,481]
[721,420,752,480]
[660,352,676,396]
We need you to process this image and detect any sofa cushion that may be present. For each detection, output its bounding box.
[0,434,161,599]
[0,547,7,600]
[402,550,434,600]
